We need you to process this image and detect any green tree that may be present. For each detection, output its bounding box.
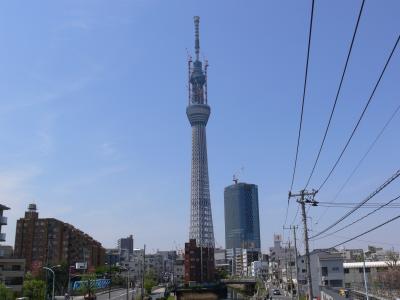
[53,261,69,295]
[23,279,46,300]
[0,283,13,300]
[144,271,157,294]
[95,265,107,275]
[79,274,98,297]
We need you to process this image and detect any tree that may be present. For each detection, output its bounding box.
[376,250,400,290]
[53,261,69,295]
[23,278,46,300]
[385,249,399,268]
[0,283,13,300]
[79,274,98,298]
[144,271,157,294]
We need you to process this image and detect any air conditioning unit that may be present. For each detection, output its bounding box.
[321,276,326,286]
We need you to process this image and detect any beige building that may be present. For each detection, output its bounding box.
[0,258,25,292]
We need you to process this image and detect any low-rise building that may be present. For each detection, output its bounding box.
[173,255,185,284]
[0,205,9,242]
[242,249,259,276]
[269,234,296,285]
[0,205,25,293]
[0,258,25,292]
[251,260,268,279]
[184,239,214,283]
[298,249,344,297]
[105,248,120,266]
[225,248,260,277]
[343,260,397,289]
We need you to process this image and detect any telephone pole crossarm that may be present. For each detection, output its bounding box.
[288,189,318,300]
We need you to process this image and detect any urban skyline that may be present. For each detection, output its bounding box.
[0,0,399,255]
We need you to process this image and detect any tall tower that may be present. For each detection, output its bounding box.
[187,16,215,249]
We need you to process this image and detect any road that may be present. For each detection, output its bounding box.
[265,285,292,300]
[71,288,136,300]
[270,295,292,300]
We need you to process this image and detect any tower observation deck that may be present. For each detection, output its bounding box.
[187,16,215,249]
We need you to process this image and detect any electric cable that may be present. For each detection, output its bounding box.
[315,101,400,224]
[312,194,400,241]
[289,0,315,192]
[304,0,365,189]
[318,35,400,191]
[310,168,400,239]
[286,0,315,228]
[329,214,400,249]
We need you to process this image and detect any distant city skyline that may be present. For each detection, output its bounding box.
[0,0,399,252]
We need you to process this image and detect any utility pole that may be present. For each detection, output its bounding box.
[362,250,369,300]
[292,225,300,300]
[288,240,293,298]
[289,189,318,300]
[142,244,146,300]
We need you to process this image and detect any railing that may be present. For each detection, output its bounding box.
[0,216,7,225]
[0,233,6,241]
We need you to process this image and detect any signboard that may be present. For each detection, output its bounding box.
[72,279,110,290]
[75,262,87,270]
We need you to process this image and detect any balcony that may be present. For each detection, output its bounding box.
[0,233,6,242]
[0,216,7,225]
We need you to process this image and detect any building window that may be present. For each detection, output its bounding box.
[11,265,21,271]
[332,266,339,272]
[321,267,328,276]
[329,280,343,287]
[344,268,349,274]
[359,268,371,273]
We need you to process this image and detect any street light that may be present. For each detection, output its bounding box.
[105,261,112,300]
[43,265,61,300]
[362,250,370,300]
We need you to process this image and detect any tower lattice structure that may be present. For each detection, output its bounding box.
[187,16,215,249]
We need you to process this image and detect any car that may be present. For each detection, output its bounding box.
[273,289,281,295]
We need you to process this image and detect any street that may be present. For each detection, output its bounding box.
[71,288,135,300]
[270,295,292,300]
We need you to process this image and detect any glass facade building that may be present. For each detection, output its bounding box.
[224,182,261,250]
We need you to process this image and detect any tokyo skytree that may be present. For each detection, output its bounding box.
[187,16,215,249]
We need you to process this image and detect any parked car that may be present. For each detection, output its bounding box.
[273,289,281,295]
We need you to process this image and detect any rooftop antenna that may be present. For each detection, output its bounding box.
[194,16,200,61]
[204,59,208,104]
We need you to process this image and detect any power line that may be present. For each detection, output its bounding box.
[285,0,315,228]
[318,34,400,191]
[329,214,400,249]
[291,204,300,226]
[317,204,400,208]
[313,194,400,241]
[324,233,400,247]
[315,101,400,224]
[319,201,400,205]
[310,168,400,239]
[289,0,315,192]
[304,0,365,189]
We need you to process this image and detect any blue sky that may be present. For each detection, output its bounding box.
[0,0,399,253]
